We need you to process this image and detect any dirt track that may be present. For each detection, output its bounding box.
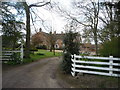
[2,57,70,88]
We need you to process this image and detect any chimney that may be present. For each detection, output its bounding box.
[61,31,63,34]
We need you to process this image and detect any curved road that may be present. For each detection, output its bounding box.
[3,57,70,88]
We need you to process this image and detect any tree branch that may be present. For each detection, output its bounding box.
[29,2,50,8]
[72,17,92,27]
[30,12,38,33]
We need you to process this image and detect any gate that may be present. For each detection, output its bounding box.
[0,44,23,62]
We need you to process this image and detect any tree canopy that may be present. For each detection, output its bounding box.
[1,2,25,49]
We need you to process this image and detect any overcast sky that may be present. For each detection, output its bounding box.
[25,0,73,35]
[25,0,118,35]
[2,0,119,34]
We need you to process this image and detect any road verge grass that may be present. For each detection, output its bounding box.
[5,49,62,64]
[56,62,119,88]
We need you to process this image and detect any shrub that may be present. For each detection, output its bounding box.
[7,52,21,65]
[61,52,72,73]
[99,37,120,57]
[36,45,47,49]
[61,30,80,74]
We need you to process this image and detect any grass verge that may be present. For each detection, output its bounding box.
[56,64,119,88]
[5,49,62,65]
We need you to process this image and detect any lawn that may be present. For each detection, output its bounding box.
[4,49,62,65]
[23,49,62,63]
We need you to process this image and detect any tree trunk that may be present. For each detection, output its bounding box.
[53,45,55,55]
[93,27,98,56]
[22,1,50,58]
[50,46,52,52]
[24,2,31,58]
[94,35,98,56]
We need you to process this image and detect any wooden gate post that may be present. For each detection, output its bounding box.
[73,54,76,76]
[109,56,113,76]
[21,44,23,62]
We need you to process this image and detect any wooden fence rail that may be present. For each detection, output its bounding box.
[71,54,120,77]
[0,44,23,62]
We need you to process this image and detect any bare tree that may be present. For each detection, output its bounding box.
[22,1,50,58]
[54,0,100,55]
[98,1,119,42]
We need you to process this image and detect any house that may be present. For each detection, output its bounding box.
[31,29,97,55]
[80,43,96,55]
[53,31,65,49]
[31,30,65,50]
[31,30,50,49]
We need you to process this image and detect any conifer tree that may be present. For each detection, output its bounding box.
[61,30,79,74]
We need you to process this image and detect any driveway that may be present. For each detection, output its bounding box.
[2,57,70,88]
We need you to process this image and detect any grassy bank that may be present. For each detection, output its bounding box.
[23,49,62,63]
[56,64,119,88]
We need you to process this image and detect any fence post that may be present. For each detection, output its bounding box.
[109,56,113,76]
[73,54,76,76]
[20,44,23,62]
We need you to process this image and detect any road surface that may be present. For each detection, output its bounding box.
[2,57,70,88]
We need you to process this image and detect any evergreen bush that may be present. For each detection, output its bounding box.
[61,30,80,74]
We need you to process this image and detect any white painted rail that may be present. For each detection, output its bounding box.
[71,54,120,77]
[1,44,24,62]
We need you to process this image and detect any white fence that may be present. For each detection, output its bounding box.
[71,54,120,77]
[0,44,23,62]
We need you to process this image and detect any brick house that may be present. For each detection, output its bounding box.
[31,30,65,50]
[54,31,65,49]
[31,30,97,55]
[80,43,96,55]
[31,31,50,49]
